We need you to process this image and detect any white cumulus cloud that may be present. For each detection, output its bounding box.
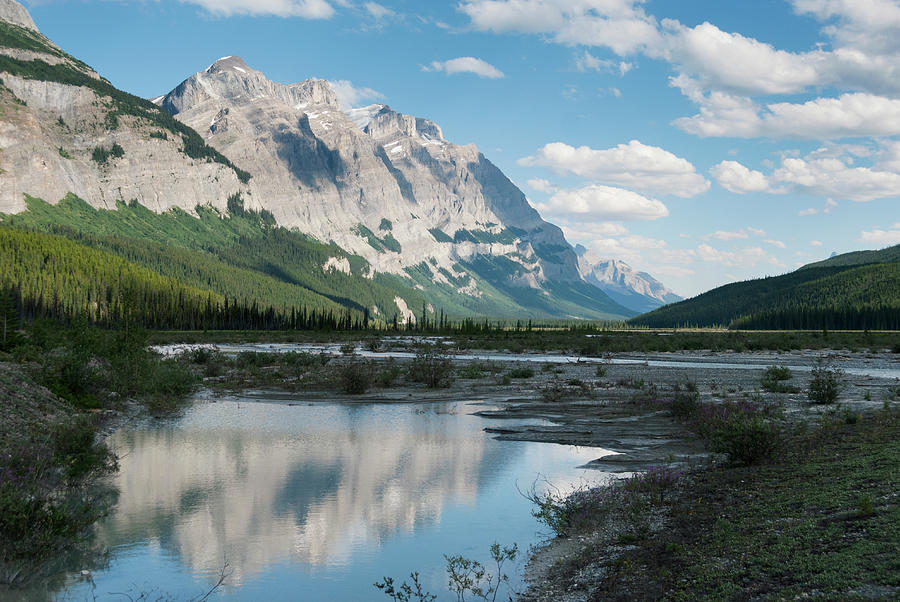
[674,90,900,140]
[710,161,773,193]
[536,184,669,221]
[519,140,709,198]
[773,156,900,202]
[860,227,900,246]
[527,178,558,194]
[423,57,505,78]
[662,20,826,96]
[178,0,335,18]
[714,146,900,203]
[459,0,663,56]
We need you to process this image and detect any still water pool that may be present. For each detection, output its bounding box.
[46,394,615,601]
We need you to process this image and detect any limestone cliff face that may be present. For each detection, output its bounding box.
[0,0,34,31]
[157,57,584,290]
[0,4,246,216]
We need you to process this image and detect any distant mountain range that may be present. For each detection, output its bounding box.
[0,0,683,323]
[574,245,682,313]
[630,245,900,330]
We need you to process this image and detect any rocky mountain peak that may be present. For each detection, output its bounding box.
[574,245,682,312]
[289,78,340,108]
[0,0,37,32]
[160,59,340,116]
[364,105,444,143]
[205,55,254,76]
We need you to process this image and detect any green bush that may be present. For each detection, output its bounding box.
[376,359,402,387]
[761,365,796,392]
[52,417,116,480]
[0,481,73,559]
[147,359,197,398]
[339,359,373,394]
[670,391,699,419]
[708,413,781,465]
[407,346,454,388]
[808,363,843,404]
[507,367,534,379]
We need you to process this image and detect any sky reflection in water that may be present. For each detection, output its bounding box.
[54,396,613,601]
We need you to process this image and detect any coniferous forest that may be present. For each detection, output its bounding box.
[630,249,900,330]
[0,195,428,331]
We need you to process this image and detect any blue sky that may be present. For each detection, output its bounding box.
[23,0,900,296]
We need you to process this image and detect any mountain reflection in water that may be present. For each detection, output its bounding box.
[98,399,514,585]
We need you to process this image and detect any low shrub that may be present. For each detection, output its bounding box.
[808,363,843,404]
[145,359,198,399]
[407,346,454,388]
[339,359,373,394]
[761,365,796,393]
[622,465,682,503]
[458,364,484,379]
[669,391,699,419]
[507,367,534,379]
[528,480,654,539]
[707,411,782,465]
[375,359,402,388]
[51,417,116,480]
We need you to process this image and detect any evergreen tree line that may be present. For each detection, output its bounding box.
[4,195,428,321]
[632,262,900,331]
[731,304,900,330]
[0,228,374,332]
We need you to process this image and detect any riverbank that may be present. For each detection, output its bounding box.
[0,322,198,589]
[0,361,117,586]
[479,351,898,601]
[520,406,900,600]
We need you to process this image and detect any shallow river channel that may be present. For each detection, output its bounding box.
[43,394,616,601]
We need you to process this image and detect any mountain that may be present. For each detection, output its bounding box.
[0,6,248,216]
[629,245,900,330]
[0,0,633,322]
[574,244,681,313]
[154,55,634,319]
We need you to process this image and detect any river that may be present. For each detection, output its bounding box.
[38,393,616,601]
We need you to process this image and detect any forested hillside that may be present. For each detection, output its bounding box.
[630,246,900,330]
[0,195,430,328]
[799,245,900,270]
